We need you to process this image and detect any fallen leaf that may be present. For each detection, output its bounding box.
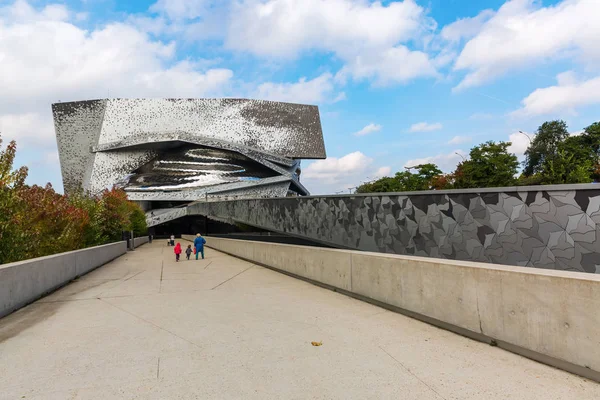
[311,341,323,346]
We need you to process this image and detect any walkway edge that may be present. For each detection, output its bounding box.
[194,236,600,383]
[0,241,128,319]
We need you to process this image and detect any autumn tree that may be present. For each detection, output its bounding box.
[0,136,28,263]
[1,134,147,264]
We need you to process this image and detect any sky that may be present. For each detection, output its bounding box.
[1,0,599,195]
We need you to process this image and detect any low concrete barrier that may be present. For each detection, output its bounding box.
[204,236,600,382]
[0,241,127,319]
[133,236,149,248]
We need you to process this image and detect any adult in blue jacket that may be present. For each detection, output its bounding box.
[194,233,206,260]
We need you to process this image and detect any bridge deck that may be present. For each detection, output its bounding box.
[1,242,598,399]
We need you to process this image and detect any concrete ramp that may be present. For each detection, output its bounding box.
[1,241,598,399]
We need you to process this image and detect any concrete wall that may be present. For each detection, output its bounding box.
[0,241,127,319]
[204,236,600,382]
[133,236,149,248]
[188,184,600,273]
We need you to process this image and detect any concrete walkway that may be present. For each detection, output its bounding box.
[1,242,598,399]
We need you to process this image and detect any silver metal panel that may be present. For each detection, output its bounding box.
[52,100,107,193]
[52,98,323,200]
[97,98,325,159]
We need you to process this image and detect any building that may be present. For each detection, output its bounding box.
[52,98,326,213]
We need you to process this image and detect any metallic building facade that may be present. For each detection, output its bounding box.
[52,98,326,208]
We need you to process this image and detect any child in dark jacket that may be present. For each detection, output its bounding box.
[185,245,192,260]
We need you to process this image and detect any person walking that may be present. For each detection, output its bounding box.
[174,242,182,262]
[170,234,175,246]
[185,245,192,260]
[194,233,206,260]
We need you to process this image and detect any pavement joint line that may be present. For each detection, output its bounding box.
[124,270,146,281]
[98,298,203,349]
[157,357,160,380]
[94,276,133,298]
[211,265,255,290]
[97,293,159,300]
[37,298,99,304]
[379,345,448,400]
[204,261,213,270]
[160,261,164,294]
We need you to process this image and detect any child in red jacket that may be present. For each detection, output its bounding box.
[174,243,182,262]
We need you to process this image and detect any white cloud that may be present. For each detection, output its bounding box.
[227,0,428,57]
[302,151,390,194]
[441,9,494,43]
[336,45,438,85]
[452,0,600,90]
[513,73,600,116]
[354,123,382,137]
[374,166,391,178]
[409,122,443,132]
[448,135,471,145]
[0,1,233,116]
[0,112,55,146]
[226,0,437,84]
[254,73,341,104]
[0,0,236,190]
[507,131,532,160]
[404,150,466,172]
[149,0,211,20]
[304,151,372,181]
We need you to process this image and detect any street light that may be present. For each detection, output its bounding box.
[519,131,532,143]
[455,152,466,161]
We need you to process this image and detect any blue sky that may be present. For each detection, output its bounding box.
[1,0,599,194]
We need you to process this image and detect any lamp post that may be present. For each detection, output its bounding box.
[455,152,466,161]
[519,130,532,143]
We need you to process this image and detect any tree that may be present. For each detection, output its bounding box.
[355,163,444,193]
[454,141,519,188]
[68,190,107,247]
[128,201,148,237]
[534,135,593,184]
[582,122,600,155]
[523,120,569,176]
[0,136,28,264]
[1,133,148,264]
[520,120,600,185]
[581,122,600,181]
[98,188,134,242]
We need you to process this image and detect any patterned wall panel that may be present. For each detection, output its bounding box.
[187,186,600,273]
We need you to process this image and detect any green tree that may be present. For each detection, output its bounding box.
[534,135,594,184]
[355,163,444,193]
[454,141,519,188]
[580,122,600,181]
[582,122,600,155]
[523,120,569,176]
[68,190,107,247]
[521,120,600,185]
[128,202,148,237]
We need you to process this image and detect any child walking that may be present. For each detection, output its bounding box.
[174,242,182,262]
[185,245,192,260]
